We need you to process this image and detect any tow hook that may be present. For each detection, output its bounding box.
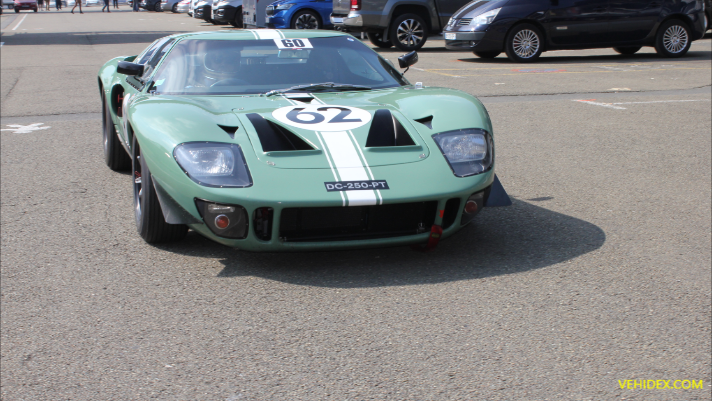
[412,224,443,252]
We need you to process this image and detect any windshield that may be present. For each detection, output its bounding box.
[151,36,409,95]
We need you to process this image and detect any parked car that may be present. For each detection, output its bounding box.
[161,0,181,12]
[97,30,510,249]
[174,0,189,11]
[193,0,211,20]
[140,0,161,11]
[13,0,37,12]
[443,0,707,62]
[265,0,332,29]
[3,0,14,10]
[212,0,242,26]
[330,0,472,51]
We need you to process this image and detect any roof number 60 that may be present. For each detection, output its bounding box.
[281,39,306,48]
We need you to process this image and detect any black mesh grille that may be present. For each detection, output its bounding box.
[442,198,461,229]
[279,202,438,242]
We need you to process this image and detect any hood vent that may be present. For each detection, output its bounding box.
[246,113,314,152]
[414,115,433,130]
[366,109,416,147]
[218,124,239,138]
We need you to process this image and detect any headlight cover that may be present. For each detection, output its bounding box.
[276,2,295,10]
[432,129,493,177]
[174,142,252,188]
[471,7,501,25]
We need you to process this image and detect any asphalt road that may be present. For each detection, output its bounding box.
[2,10,711,401]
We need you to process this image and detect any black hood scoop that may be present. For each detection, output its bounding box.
[246,113,314,152]
[365,109,416,147]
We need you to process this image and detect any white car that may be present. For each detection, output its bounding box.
[160,0,180,11]
[174,0,188,12]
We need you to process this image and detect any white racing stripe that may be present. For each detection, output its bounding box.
[348,130,382,205]
[320,131,377,206]
[251,29,284,40]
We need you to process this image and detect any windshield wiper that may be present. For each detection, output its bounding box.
[263,82,372,97]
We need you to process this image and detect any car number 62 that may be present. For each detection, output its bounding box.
[272,105,372,131]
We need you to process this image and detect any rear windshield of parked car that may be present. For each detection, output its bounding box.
[151,36,409,95]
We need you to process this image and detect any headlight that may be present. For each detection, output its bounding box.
[432,129,493,177]
[471,7,501,25]
[275,2,294,10]
[447,17,454,26]
[174,142,252,188]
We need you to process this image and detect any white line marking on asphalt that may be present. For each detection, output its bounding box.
[574,99,710,110]
[1,123,51,133]
[574,99,626,110]
[12,15,28,31]
[612,99,710,105]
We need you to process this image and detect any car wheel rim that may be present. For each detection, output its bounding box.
[295,13,318,29]
[396,19,423,47]
[133,150,143,222]
[512,29,540,59]
[663,25,688,53]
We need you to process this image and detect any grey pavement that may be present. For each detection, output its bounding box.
[1,11,711,400]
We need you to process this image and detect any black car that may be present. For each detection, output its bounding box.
[140,0,161,11]
[444,0,707,62]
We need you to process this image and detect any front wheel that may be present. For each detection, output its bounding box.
[153,1,160,11]
[505,23,544,62]
[367,31,393,48]
[102,94,131,171]
[15,7,19,12]
[171,2,176,11]
[389,13,427,51]
[132,136,188,243]
[473,51,501,59]
[291,10,321,29]
[230,7,243,27]
[613,46,642,55]
[655,19,691,58]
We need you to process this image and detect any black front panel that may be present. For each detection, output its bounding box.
[280,202,438,242]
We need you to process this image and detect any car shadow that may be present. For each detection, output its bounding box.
[456,50,712,64]
[154,198,606,288]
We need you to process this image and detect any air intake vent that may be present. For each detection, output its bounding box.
[218,124,239,138]
[458,18,472,25]
[365,109,416,147]
[414,115,433,130]
[246,113,314,152]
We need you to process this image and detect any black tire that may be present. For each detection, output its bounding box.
[132,136,188,243]
[473,51,501,59]
[102,94,131,171]
[655,19,691,58]
[389,13,428,51]
[291,9,321,29]
[153,1,160,11]
[505,23,544,63]
[367,31,393,48]
[613,46,642,55]
[171,2,177,12]
[15,7,19,12]
[230,7,243,27]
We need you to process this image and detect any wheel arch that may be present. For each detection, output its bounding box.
[503,19,548,51]
[290,7,323,26]
[390,4,432,32]
[659,13,694,32]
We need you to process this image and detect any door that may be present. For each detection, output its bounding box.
[544,0,611,46]
[608,0,660,42]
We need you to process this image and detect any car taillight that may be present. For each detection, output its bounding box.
[350,0,359,11]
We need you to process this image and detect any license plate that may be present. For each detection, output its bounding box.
[324,180,389,192]
[444,32,456,40]
[332,17,343,24]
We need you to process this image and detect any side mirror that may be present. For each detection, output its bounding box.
[117,61,144,76]
[398,51,419,69]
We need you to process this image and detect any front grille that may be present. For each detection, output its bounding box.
[458,18,472,25]
[279,202,438,242]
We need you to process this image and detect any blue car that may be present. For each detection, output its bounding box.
[265,0,332,29]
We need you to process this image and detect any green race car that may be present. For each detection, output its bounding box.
[98,29,510,251]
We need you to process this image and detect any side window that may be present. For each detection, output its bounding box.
[136,39,162,65]
[140,38,176,82]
